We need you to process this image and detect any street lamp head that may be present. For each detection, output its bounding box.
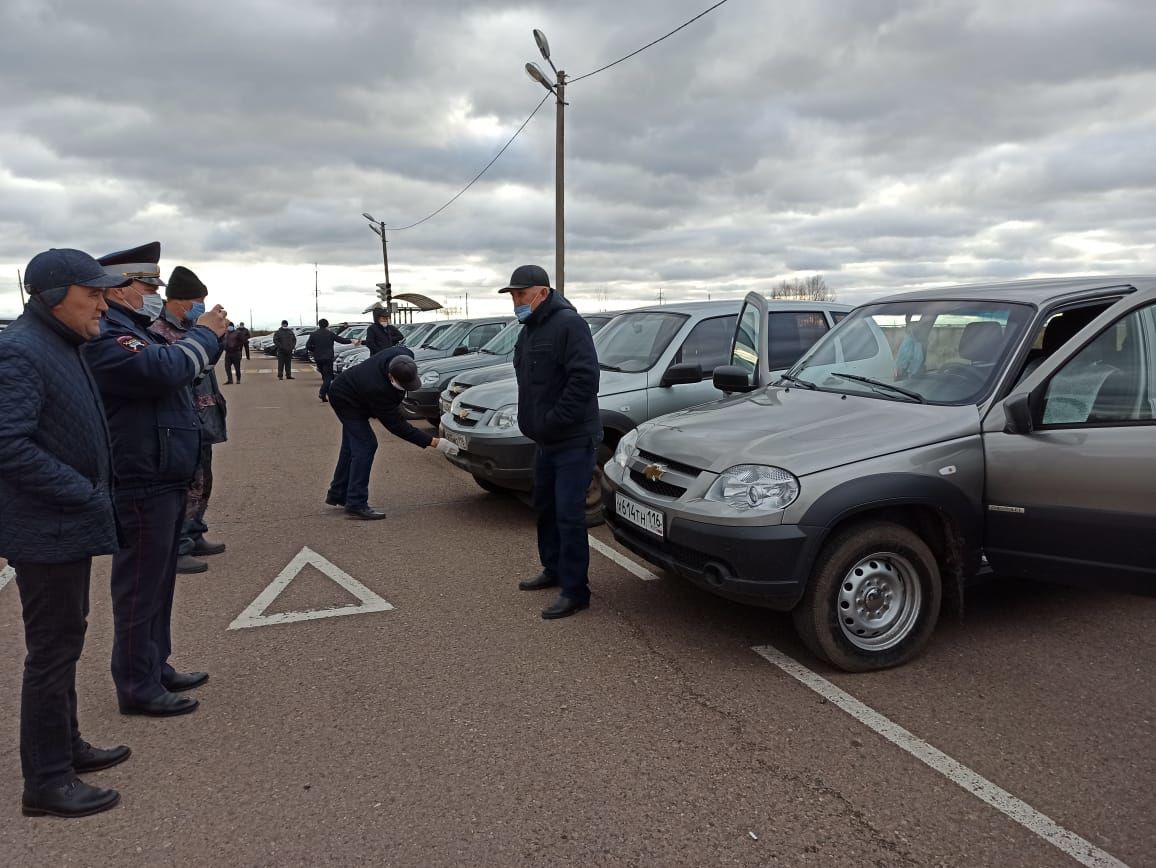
[526,62,554,91]
[533,29,551,60]
[362,212,377,223]
[368,224,383,238]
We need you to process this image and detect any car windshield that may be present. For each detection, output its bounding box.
[789,300,1034,405]
[593,311,688,373]
[585,315,611,335]
[426,323,467,349]
[481,320,522,355]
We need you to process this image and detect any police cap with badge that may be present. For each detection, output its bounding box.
[97,241,166,286]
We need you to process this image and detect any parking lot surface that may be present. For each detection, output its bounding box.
[1,359,1152,867]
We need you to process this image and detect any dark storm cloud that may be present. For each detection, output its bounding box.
[2,0,1154,318]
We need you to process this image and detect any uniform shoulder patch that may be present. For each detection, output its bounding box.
[116,335,148,353]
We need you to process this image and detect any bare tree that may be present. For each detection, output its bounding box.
[768,275,836,302]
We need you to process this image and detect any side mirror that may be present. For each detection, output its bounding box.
[452,346,469,356]
[1003,392,1035,435]
[713,365,755,393]
[660,361,704,387]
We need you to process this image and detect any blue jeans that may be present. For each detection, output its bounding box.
[327,411,378,508]
[533,442,597,603]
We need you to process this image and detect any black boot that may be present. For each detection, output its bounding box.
[22,778,120,818]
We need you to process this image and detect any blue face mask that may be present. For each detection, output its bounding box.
[514,304,533,322]
[138,293,164,321]
[187,301,206,323]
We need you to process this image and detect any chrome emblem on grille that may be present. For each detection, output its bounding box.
[457,409,470,421]
[642,463,667,482]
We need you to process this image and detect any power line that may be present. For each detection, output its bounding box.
[569,0,731,84]
[392,92,552,232]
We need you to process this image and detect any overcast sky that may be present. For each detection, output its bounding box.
[2,0,1154,326]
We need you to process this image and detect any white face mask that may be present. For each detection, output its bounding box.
[138,292,164,321]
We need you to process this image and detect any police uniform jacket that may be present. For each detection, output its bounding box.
[328,346,433,448]
[150,309,228,445]
[85,302,222,494]
[365,322,404,355]
[0,301,118,563]
[512,290,600,452]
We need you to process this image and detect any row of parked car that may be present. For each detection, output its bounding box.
[410,277,1153,674]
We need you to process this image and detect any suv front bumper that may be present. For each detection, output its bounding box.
[602,483,822,611]
[440,419,535,491]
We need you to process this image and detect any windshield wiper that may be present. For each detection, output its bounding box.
[599,362,625,372]
[778,373,816,390]
[827,371,925,403]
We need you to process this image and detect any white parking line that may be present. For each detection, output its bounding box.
[0,565,14,593]
[753,645,1130,868]
[589,535,661,581]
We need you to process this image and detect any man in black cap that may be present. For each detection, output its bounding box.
[273,320,297,379]
[325,345,459,519]
[87,242,228,717]
[365,305,403,356]
[502,265,600,619]
[306,318,353,402]
[149,266,228,574]
[0,249,130,817]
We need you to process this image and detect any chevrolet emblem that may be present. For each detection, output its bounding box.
[643,463,667,482]
[457,409,470,421]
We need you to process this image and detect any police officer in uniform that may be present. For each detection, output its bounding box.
[86,243,228,717]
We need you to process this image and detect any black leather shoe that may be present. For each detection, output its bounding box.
[162,671,208,692]
[286,376,295,379]
[190,539,225,556]
[345,505,386,520]
[541,595,590,619]
[325,495,345,507]
[73,742,131,774]
[518,571,559,591]
[175,555,208,574]
[22,778,120,818]
[119,691,199,717]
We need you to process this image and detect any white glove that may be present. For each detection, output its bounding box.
[435,438,460,457]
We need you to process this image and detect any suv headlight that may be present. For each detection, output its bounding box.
[493,404,518,429]
[704,465,799,512]
[420,370,441,387]
[613,428,640,469]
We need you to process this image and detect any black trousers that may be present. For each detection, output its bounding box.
[110,489,186,705]
[277,351,293,378]
[224,353,242,383]
[13,558,92,790]
[317,359,335,400]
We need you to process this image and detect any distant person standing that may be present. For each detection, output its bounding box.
[365,305,403,356]
[306,318,352,403]
[223,324,246,383]
[273,320,296,379]
[0,248,131,818]
[235,321,251,360]
[503,265,600,620]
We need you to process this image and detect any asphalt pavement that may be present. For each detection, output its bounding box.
[1,357,1152,867]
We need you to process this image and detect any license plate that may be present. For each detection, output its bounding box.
[616,492,664,538]
[444,429,469,451]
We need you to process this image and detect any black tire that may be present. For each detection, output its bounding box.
[584,443,614,527]
[792,520,941,672]
[472,474,503,494]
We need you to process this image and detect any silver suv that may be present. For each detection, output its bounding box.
[604,278,1156,672]
[440,299,850,523]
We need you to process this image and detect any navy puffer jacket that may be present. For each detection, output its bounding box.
[0,301,118,563]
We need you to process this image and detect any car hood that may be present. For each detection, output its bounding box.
[459,369,640,411]
[423,351,509,376]
[638,387,981,477]
[456,362,515,388]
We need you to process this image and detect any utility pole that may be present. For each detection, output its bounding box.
[363,213,391,311]
[526,30,567,297]
[314,263,319,325]
[16,268,26,307]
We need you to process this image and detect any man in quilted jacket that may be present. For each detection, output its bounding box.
[0,249,131,818]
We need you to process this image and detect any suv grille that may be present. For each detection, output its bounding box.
[452,403,487,428]
[637,450,702,478]
[629,470,686,499]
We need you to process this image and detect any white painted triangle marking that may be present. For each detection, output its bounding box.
[227,546,394,630]
[0,564,14,594]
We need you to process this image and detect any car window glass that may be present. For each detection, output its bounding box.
[768,311,831,370]
[674,314,737,374]
[482,320,523,355]
[594,311,688,372]
[466,323,503,349]
[428,323,468,350]
[731,301,761,374]
[1041,303,1155,425]
[586,316,611,335]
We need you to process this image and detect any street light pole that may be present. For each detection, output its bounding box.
[313,262,319,325]
[362,212,391,310]
[527,29,567,297]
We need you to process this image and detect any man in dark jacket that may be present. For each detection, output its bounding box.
[306,318,352,402]
[235,321,251,360]
[365,305,404,355]
[223,324,246,383]
[87,243,228,718]
[273,320,296,379]
[149,266,228,574]
[503,265,600,619]
[0,248,131,818]
[325,345,458,519]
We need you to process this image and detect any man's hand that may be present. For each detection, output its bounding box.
[433,437,460,457]
[197,304,229,337]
